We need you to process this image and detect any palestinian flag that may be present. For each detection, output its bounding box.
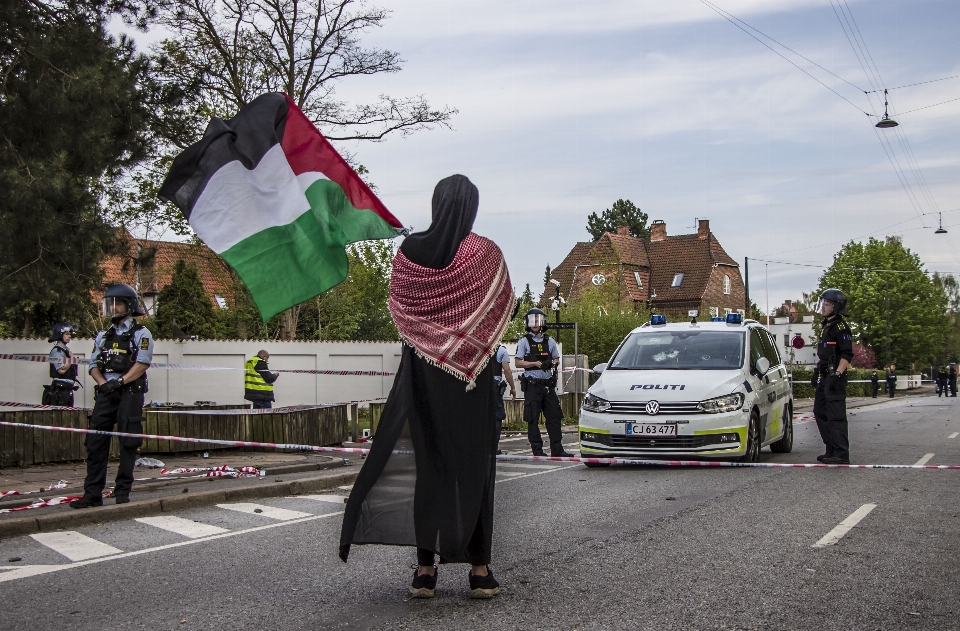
[159,93,404,321]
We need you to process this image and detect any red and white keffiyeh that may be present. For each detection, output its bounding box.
[390,233,513,390]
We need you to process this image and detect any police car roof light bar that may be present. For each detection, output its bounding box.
[651,314,667,325]
[711,317,724,322]
[726,313,743,324]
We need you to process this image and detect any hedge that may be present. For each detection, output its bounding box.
[788,368,891,399]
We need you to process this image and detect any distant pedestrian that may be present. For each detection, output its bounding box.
[492,343,516,455]
[886,365,897,398]
[44,322,79,406]
[937,367,948,398]
[244,350,278,409]
[870,371,879,398]
[950,364,957,397]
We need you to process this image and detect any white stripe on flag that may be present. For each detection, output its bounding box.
[190,144,314,253]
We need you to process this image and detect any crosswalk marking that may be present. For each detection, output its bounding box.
[949,432,958,439]
[136,516,229,539]
[914,453,934,466]
[813,503,877,548]
[299,495,347,504]
[216,503,312,521]
[30,531,122,562]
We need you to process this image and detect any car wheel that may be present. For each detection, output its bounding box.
[770,407,794,453]
[738,409,760,463]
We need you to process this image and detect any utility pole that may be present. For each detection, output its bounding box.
[765,263,770,326]
[885,277,891,368]
[744,257,750,315]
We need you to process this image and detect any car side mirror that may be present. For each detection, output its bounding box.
[593,363,608,375]
[755,357,770,375]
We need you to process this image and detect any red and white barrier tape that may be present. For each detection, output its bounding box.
[0,420,956,470]
[0,397,389,413]
[0,491,112,514]
[158,466,262,478]
[0,354,396,375]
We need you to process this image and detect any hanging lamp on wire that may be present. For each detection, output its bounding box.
[935,212,948,234]
[876,89,899,128]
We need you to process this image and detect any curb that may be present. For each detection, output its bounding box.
[0,467,359,540]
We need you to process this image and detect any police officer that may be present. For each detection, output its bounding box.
[949,364,957,397]
[514,309,572,457]
[492,343,516,455]
[937,367,949,397]
[71,284,153,508]
[870,370,880,399]
[244,350,278,409]
[886,364,897,398]
[43,322,80,406]
[811,289,854,465]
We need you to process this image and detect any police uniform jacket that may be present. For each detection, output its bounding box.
[90,317,153,382]
[816,316,854,376]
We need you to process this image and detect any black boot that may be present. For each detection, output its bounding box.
[70,495,103,509]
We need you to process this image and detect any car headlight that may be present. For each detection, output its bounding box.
[582,393,611,413]
[697,392,745,414]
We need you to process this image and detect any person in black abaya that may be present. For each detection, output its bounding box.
[338,175,514,600]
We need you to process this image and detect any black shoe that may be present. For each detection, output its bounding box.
[821,456,850,465]
[468,566,501,599]
[532,450,547,457]
[816,454,828,463]
[552,451,574,458]
[69,496,103,509]
[115,496,130,505]
[410,566,437,598]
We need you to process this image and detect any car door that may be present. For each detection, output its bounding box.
[759,329,788,443]
[748,328,775,433]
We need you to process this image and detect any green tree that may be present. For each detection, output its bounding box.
[562,283,651,365]
[817,237,947,368]
[0,0,163,336]
[586,199,649,241]
[543,265,552,286]
[154,260,221,338]
[503,284,536,341]
[933,273,960,364]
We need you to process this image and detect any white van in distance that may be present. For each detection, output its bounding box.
[578,313,793,466]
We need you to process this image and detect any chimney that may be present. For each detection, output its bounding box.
[697,219,709,240]
[616,225,629,236]
[650,220,667,242]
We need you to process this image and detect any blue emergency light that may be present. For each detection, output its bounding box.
[651,314,667,325]
[726,313,743,324]
[711,317,724,322]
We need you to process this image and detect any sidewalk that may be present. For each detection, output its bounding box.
[0,449,360,539]
[794,384,937,414]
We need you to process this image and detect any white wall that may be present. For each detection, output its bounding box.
[0,338,403,408]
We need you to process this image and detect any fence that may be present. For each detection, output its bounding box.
[0,405,349,467]
[367,392,585,436]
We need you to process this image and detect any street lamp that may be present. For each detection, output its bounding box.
[875,89,899,129]
[935,212,948,234]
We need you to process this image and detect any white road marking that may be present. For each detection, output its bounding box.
[30,531,122,562]
[338,485,354,491]
[498,464,577,485]
[135,516,229,539]
[216,503,311,521]
[298,495,347,504]
[1,511,344,584]
[813,503,877,548]
[949,432,958,439]
[495,471,525,477]
[914,453,935,466]
[497,463,561,470]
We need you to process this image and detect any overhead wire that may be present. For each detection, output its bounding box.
[870,74,960,93]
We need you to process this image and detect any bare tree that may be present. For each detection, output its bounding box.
[155,0,456,143]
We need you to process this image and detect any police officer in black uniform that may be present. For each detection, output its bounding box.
[43,322,80,406]
[811,288,854,464]
[514,308,573,458]
[71,284,153,508]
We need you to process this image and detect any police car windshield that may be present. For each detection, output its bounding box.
[608,330,745,370]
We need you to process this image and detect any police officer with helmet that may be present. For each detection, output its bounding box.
[811,288,854,465]
[71,284,153,508]
[514,308,573,457]
[43,322,80,406]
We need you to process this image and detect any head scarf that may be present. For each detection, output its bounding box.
[399,174,479,269]
[390,176,513,389]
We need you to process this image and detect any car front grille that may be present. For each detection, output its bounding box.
[605,401,703,415]
[588,434,732,449]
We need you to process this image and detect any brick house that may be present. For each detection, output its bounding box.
[100,231,235,316]
[543,219,745,319]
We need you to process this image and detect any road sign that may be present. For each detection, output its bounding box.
[546,322,576,330]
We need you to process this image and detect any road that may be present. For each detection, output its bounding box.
[1,394,958,630]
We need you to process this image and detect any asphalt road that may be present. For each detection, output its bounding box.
[1,394,958,631]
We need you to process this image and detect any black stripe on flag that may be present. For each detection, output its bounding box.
[159,93,290,220]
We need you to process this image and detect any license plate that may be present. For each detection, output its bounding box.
[626,423,677,436]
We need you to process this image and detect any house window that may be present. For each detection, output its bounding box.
[723,275,731,295]
[709,306,719,318]
[633,271,643,289]
[214,295,228,309]
[670,273,684,288]
[724,308,732,316]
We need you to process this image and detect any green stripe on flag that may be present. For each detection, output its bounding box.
[220,179,398,321]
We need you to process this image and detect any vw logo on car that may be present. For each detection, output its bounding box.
[645,400,660,415]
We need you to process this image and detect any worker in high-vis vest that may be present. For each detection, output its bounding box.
[244,350,279,409]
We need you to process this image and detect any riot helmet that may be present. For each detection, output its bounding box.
[815,288,848,318]
[48,322,76,343]
[102,283,145,321]
[524,308,547,332]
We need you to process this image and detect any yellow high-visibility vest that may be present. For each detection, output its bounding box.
[244,357,273,394]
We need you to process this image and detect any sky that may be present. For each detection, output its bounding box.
[124,0,960,315]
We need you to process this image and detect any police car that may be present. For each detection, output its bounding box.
[578,313,793,465]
